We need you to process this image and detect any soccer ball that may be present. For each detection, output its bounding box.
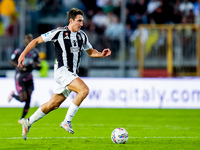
[111,128,129,144]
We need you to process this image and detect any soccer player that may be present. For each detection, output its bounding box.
[8,34,41,123]
[17,8,111,140]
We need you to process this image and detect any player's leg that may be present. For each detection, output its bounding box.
[21,93,66,140]
[8,89,28,102]
[60,77,89,134]
[20,92,32,140]
[8,89,29,124]
[20,79,34,119]
[17,91,30,124]
[67,77,89,106]
[28,93,66,124]
[18,92,28,102]
[8,91,18,102]
[18,79,34,124]
[9,73,27,102]
[20,90,32,119]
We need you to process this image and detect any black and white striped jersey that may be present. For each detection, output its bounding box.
[41,26,92,74]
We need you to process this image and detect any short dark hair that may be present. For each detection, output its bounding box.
[67,8,84,21]
[25,34,33,40]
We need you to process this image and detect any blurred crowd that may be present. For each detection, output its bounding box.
[0,0,200,61]
[31,0,200,41]
[1,0,200,36]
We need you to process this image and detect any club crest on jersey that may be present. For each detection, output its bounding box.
[64,36,69,39]
[64,32,69,39]
[70,47,79,53]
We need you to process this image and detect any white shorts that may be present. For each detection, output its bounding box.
[53,66,79,97]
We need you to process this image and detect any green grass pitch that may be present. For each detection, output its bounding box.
[0,108,199,150]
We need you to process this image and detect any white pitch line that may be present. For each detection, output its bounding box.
[2,136,199,140]
[143,137,199,139]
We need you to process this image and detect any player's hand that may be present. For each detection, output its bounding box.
[19,65,27,71]
[102,48,111,57]
[17,55,25,68]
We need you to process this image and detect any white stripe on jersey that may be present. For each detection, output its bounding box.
[58,31,68,67]
[70,32,79,73]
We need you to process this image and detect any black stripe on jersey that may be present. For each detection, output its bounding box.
[76,32,83,74]
[53,31,65,68]
[64,31,74,72]
[54,38,64,68]
[52,31,61,41]
[80,30,87,44]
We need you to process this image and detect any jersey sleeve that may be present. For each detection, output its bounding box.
[81,31,92,51]
[41,28,64,42]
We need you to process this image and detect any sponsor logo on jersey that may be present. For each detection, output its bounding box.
[44,32,50,36]
[70,47,79,53]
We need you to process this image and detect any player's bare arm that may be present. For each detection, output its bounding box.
[85,48,111,58]
[18,36,44,68]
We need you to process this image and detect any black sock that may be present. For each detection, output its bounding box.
[12,94,21,102]
[21,108,29,119]
[20,98,30,119]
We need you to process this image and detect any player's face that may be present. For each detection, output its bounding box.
[24,34,33,45]
[24,35,33,45]
[71,15,84,32]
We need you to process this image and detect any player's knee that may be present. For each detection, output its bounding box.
[80,86,89,98]
[20,97,26,102]
[19,94,27,102]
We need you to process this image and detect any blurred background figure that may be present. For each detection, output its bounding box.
[105,16,124,59]
[39,52,49,77]
[0,0,16,35]
[193,0,200,24]
[8,34,41,123]
[92,8,108,35]
[172,0,182,23]
[179,0,194,16]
